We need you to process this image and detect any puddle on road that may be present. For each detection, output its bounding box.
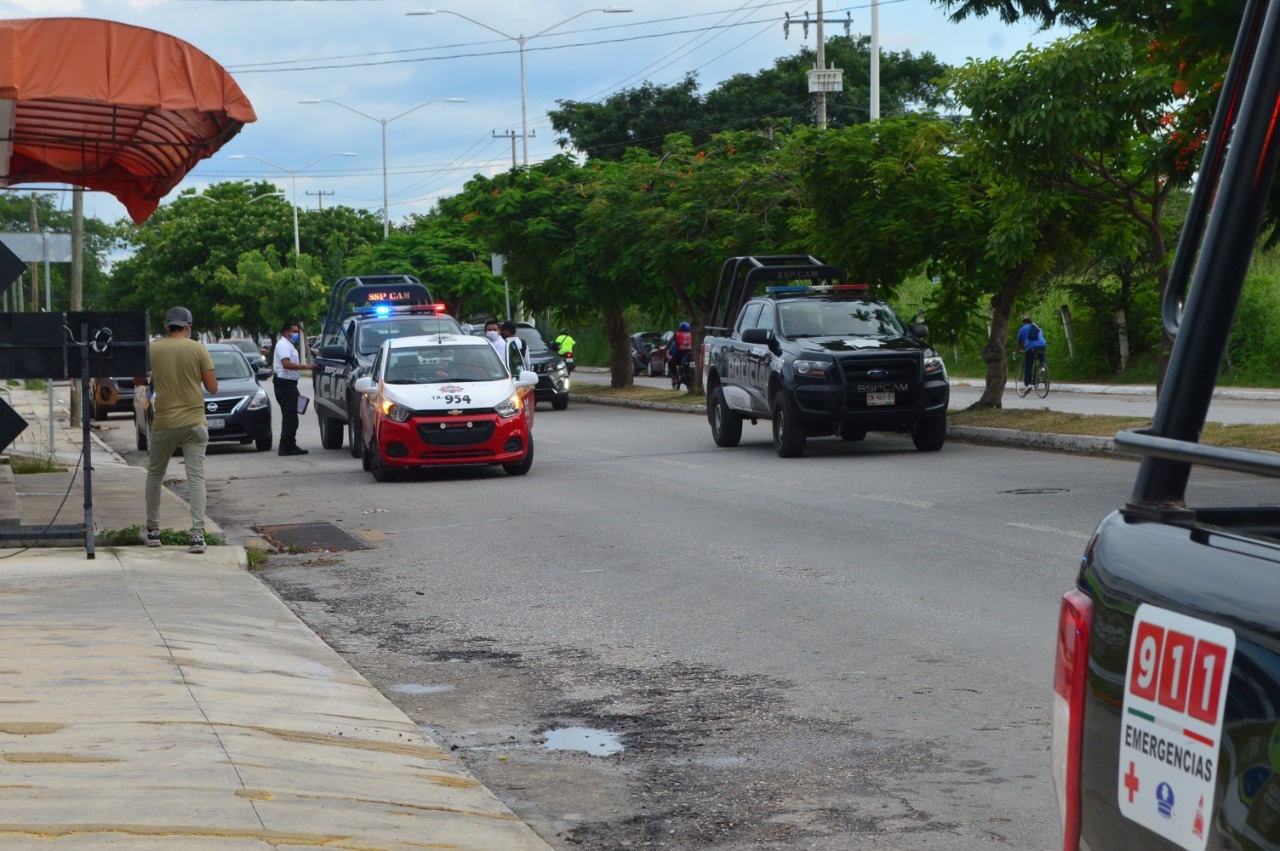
[390,683,455,695]
[543,726,624,756]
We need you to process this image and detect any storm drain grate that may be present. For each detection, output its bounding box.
[256,521,372,552]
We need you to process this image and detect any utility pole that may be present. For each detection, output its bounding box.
[28,193,38,312]
[305,190,334,210]
[493,130,520,171]
[70,188,84,424]
[786,8,851,129]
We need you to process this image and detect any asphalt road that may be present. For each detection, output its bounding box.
[92,389,1280,849]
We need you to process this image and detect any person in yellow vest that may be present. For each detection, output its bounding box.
[554,329,576,373]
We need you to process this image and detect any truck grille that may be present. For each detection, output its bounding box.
[836,353,920,409]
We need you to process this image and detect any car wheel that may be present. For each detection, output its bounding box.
[772,396,806,458]
[369,435,397,482]
[135,425,148,452]
[503,434,534,475]
[911,416,947,452]
[709,387,743,448]
[255,432,273,452]
[350,419,363,459]
[551,392,569,411]
[92,400,107,421]
[840,427,867,442]
[361,430,372,472]
[318,410,344,450]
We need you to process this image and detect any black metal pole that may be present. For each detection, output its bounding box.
[80,322,94,559]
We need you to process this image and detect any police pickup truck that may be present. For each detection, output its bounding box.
[1052,6,1280,850]
[311,275,460,455]
[701,255,949,457]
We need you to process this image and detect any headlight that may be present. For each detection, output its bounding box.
[247,388,270,410]
[792,359,831,377]
[380,400,413,422]
[495,393,521,418]
[924,353,946,378]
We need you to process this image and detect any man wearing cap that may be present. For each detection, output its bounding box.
[273,319,309,456]
[136,307,217,554]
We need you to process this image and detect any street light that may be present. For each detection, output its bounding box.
[181,191,287,205]
[226,152,358,263]
[409,7,631,166]
[301,97,465,239]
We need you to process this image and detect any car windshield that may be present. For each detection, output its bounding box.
[516,327,550,353]
[777,300,906,338]
[384,344,507,384]
[225,340,259,357]
[210,349,252,380]
[356,316,463,356]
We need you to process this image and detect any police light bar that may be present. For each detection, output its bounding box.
[765,285,812,294]
[374,305,391,317]
[765,283,869,294]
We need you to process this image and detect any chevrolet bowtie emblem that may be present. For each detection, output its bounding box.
[448,409,463,416]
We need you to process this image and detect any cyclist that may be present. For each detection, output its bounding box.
[668,321,694,390]
[1014,315,1047,392]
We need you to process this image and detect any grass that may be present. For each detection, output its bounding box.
[23,378,46,391]
[245,546,269,570]
[570,383,1280,451]
[7,455,68,474]
[96,525,224,547]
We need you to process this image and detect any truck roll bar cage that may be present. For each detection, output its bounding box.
[707,255,843,334]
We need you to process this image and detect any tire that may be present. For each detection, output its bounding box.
[709,387,742,447]
[369,439,397,482]
[912,416,947,452]
[841,427,867,442]
[551,392,569,411]
[361,430,372,471]
[772,397,806,458]
[348,399,362,458]
[92,400,107,421]
[1035,366,1050,399]
[503,434,534,475]
[318,410,344,450]
[135,425,147,452]
[255,432,273,452]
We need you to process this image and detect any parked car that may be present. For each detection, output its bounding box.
[631,331,664,376]
[352,333,537,481]
[514,323,571,410]
[645,331,675,377]
[220,338,269,372]
[135,343,274,452]
[88,376,136,420]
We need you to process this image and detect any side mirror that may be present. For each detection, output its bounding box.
[516,370,538,388]
[741,327,772,345]
[352,376,376,394]
[319,343,347,360]
[255,367,272,381]
[910,322,929,339]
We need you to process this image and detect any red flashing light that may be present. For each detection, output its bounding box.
[1053,589,1093,851]
[833,283,869,291]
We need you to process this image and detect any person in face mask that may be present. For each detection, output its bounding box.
[483,318,506,363]
[273,319,309,456]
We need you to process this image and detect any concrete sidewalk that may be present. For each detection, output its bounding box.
[0,384,553,850]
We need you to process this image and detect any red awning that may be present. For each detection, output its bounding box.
[0,17,256,223]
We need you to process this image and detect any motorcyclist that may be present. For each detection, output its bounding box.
[554,328,576,373]
[668,322,693,390]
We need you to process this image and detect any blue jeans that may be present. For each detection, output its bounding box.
[1023,348,1046,385]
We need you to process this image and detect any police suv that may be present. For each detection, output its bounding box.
[311,275,460,455]
[701,255,949,457]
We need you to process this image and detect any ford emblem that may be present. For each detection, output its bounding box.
[867,369,889,379]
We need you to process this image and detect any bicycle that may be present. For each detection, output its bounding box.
[1014,350,1050,399]
[671,351,694,391]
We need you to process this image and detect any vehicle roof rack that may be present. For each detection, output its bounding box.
[707,255,843,333]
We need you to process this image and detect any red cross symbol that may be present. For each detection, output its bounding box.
[1124,761,1140,803]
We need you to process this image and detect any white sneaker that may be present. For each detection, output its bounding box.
[140,528,162,548]
[188,532,206,554]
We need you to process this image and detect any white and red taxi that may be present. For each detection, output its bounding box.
[352,334,538,481]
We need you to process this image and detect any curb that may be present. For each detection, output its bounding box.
[569,392,1126,455]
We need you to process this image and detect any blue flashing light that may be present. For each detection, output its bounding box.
[374,304,391,317]
[765,285,812,294]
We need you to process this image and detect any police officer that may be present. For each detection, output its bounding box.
[273,319,309,456]
[554,328,576,372]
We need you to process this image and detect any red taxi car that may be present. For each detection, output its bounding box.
[352,334,537,481]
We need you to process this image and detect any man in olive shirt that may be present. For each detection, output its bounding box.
[137,307,217,553]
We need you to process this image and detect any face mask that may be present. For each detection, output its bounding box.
[290,333,300,344]
[485,330,501,341]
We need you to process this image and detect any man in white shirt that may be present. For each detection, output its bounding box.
[272,319,309,456]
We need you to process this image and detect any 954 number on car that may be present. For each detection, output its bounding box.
[435,393,472,405]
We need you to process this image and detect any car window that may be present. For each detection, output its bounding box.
[516,327,549,352]
[778,300,906,338]
[384,344,508,384]
[225,340,258,357]
[210,350,252,380]
[320,321,347,352]
[736,303,762,334]
[356,316,461,356]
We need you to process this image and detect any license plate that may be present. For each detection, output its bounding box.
[207,417,225,430]
[866,392,895,406]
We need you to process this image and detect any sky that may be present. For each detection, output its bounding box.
[1,0,1070,229]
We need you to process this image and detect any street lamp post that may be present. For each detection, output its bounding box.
[226,152,358,263]
[409,7,631,166]
[301,97,465,238]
